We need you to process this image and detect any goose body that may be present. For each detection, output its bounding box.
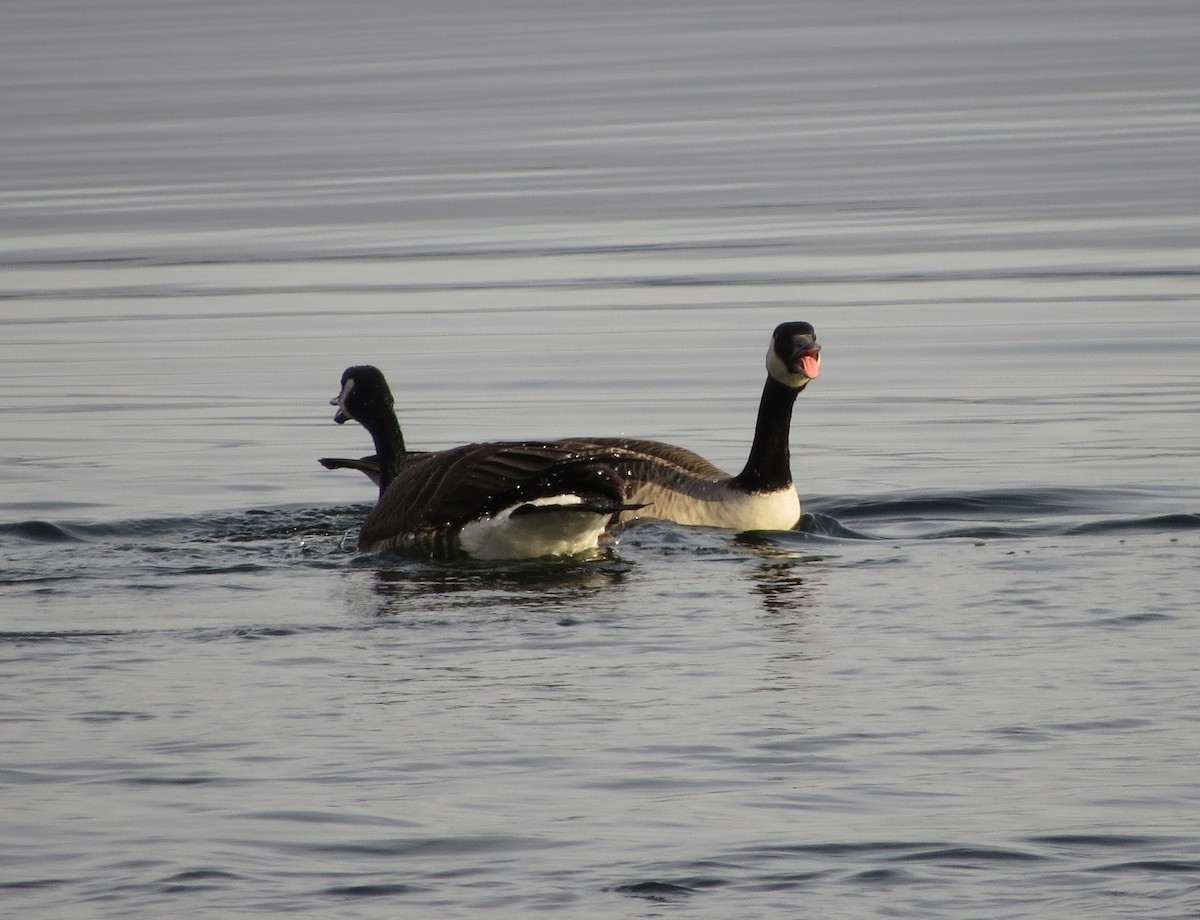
[547,436,799,532]
[358,440,642,559]
[326,366,640,560]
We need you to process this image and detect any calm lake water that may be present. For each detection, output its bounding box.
[3,1,1199,917]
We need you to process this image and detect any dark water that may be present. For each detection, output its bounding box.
[3,1,1200,917]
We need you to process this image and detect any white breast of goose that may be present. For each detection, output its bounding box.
[617,479,801,532]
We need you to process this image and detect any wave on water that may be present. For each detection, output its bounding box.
[0,505,366,600]
[803,487,1199,541]
[0,505,366,546]
[608,832,1200,908]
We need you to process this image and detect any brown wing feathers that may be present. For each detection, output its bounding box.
[357,442,643,550]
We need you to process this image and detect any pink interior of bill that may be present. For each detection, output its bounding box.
[800,353,821,379]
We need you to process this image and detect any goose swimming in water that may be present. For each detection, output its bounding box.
[322,321,820,541]
[326,365,642,560]
[566,320,821,532]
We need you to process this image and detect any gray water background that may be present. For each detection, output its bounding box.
[2,1,1199,917]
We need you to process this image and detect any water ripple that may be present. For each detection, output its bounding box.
[806,487,1198,541]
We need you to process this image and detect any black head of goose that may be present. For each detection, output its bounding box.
[319,365,421,495]
[579,321,820,532]
[326,365,643,560]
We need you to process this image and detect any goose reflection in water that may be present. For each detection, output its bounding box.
[343,553,633,622]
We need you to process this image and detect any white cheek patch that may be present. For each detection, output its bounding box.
[766,346,811,388]
[331,377,355,409]
[331,377,356,422]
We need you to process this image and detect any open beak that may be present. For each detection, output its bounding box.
[330,395,350,425]
[794,343,821,380]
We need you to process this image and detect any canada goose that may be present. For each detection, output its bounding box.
[572,321,821,532]
[327,365,641,560]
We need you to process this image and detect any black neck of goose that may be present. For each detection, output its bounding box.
[730,376,803,493]
[365,406,407,494]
